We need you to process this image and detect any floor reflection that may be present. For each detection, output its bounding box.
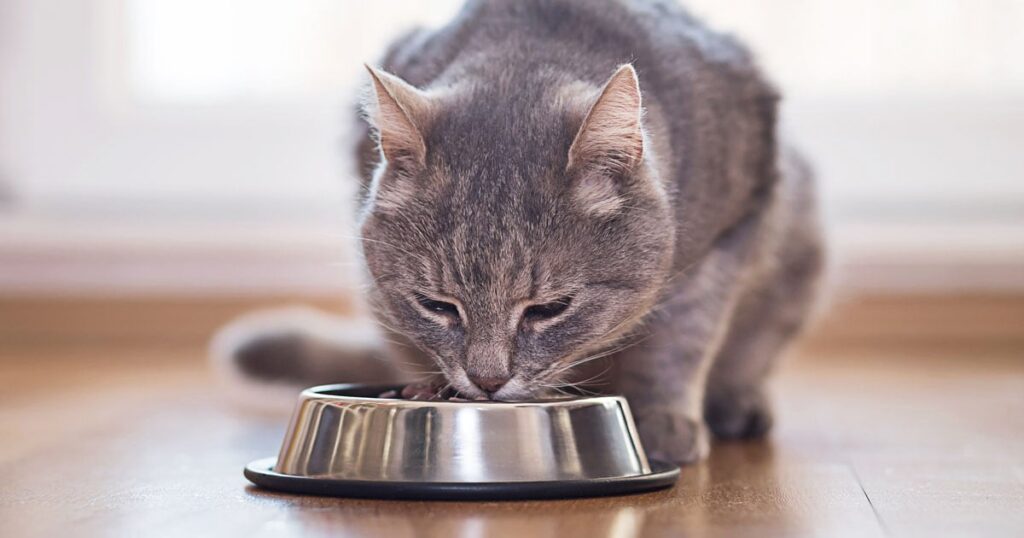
[245,485,675,538]
[239,444,787,538]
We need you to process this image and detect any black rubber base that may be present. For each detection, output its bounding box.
[244,457,680,501]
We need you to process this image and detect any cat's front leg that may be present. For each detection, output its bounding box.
[613,303,721,465]
[626,395,711,465]
[610,228,756,464]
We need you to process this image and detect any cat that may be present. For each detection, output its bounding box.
[211,0,823,464]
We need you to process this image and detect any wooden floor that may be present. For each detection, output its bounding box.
[1,296,1023,537]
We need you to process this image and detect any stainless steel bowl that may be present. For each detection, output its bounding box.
[245,384,679,500]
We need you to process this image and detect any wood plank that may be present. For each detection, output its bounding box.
[0,389,885,538]
[2,295,1023,537]
[853,457,1024,538]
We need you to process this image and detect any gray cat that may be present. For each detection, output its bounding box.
[213,0,823,464]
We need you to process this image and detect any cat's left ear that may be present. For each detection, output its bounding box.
[567,64,645,178]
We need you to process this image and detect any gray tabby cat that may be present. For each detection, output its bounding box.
[213,0,823,464]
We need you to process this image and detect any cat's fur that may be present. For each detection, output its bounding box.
[212,0,823,464]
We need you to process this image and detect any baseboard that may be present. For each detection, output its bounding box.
[1,293,1021,354]
[1,212,1023,296]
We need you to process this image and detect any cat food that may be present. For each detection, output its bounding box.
[378,382,485,401]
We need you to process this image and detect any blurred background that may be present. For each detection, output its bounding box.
[2,2,1023,535]
[1,0,1022,347]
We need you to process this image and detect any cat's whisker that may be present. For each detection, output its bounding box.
[433,382,453,399]
[543,352,612,380]
[534,331,652,388]
[358,351,422,370]
[568,363,615,388]
[540,385,575,399]
[543,338,635,380]
[545,383,601,397]
[410,370,445,383]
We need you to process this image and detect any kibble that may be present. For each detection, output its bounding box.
[377,383,485,401]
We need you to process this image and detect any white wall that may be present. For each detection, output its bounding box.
[1,0,1021,295]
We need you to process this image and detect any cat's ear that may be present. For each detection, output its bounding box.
[363,65,432,170]
[567,64,645,177]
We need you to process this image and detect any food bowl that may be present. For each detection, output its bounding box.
[245,384,679,500]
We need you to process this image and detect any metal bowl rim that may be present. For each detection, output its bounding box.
[300,383,629,409]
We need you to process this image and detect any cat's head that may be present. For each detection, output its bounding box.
[358,64,674,399]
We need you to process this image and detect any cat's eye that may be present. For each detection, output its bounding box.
[414,293,460,319]
[523,297,572,322]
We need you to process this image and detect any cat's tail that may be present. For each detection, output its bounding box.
[209,306,403,415]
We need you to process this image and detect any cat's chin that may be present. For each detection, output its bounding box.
[489,378,538,402]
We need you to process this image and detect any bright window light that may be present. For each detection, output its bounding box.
[124,0,463,103]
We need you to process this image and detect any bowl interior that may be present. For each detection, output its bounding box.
[307,383,591,403]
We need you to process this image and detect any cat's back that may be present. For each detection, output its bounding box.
[380,0,761,95]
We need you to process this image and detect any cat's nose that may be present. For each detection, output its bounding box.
[468,375,508,395]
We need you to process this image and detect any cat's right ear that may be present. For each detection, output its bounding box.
[362,65,432,172]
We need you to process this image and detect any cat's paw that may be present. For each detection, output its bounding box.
[704,386,773,440]
[635,411,710,465]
